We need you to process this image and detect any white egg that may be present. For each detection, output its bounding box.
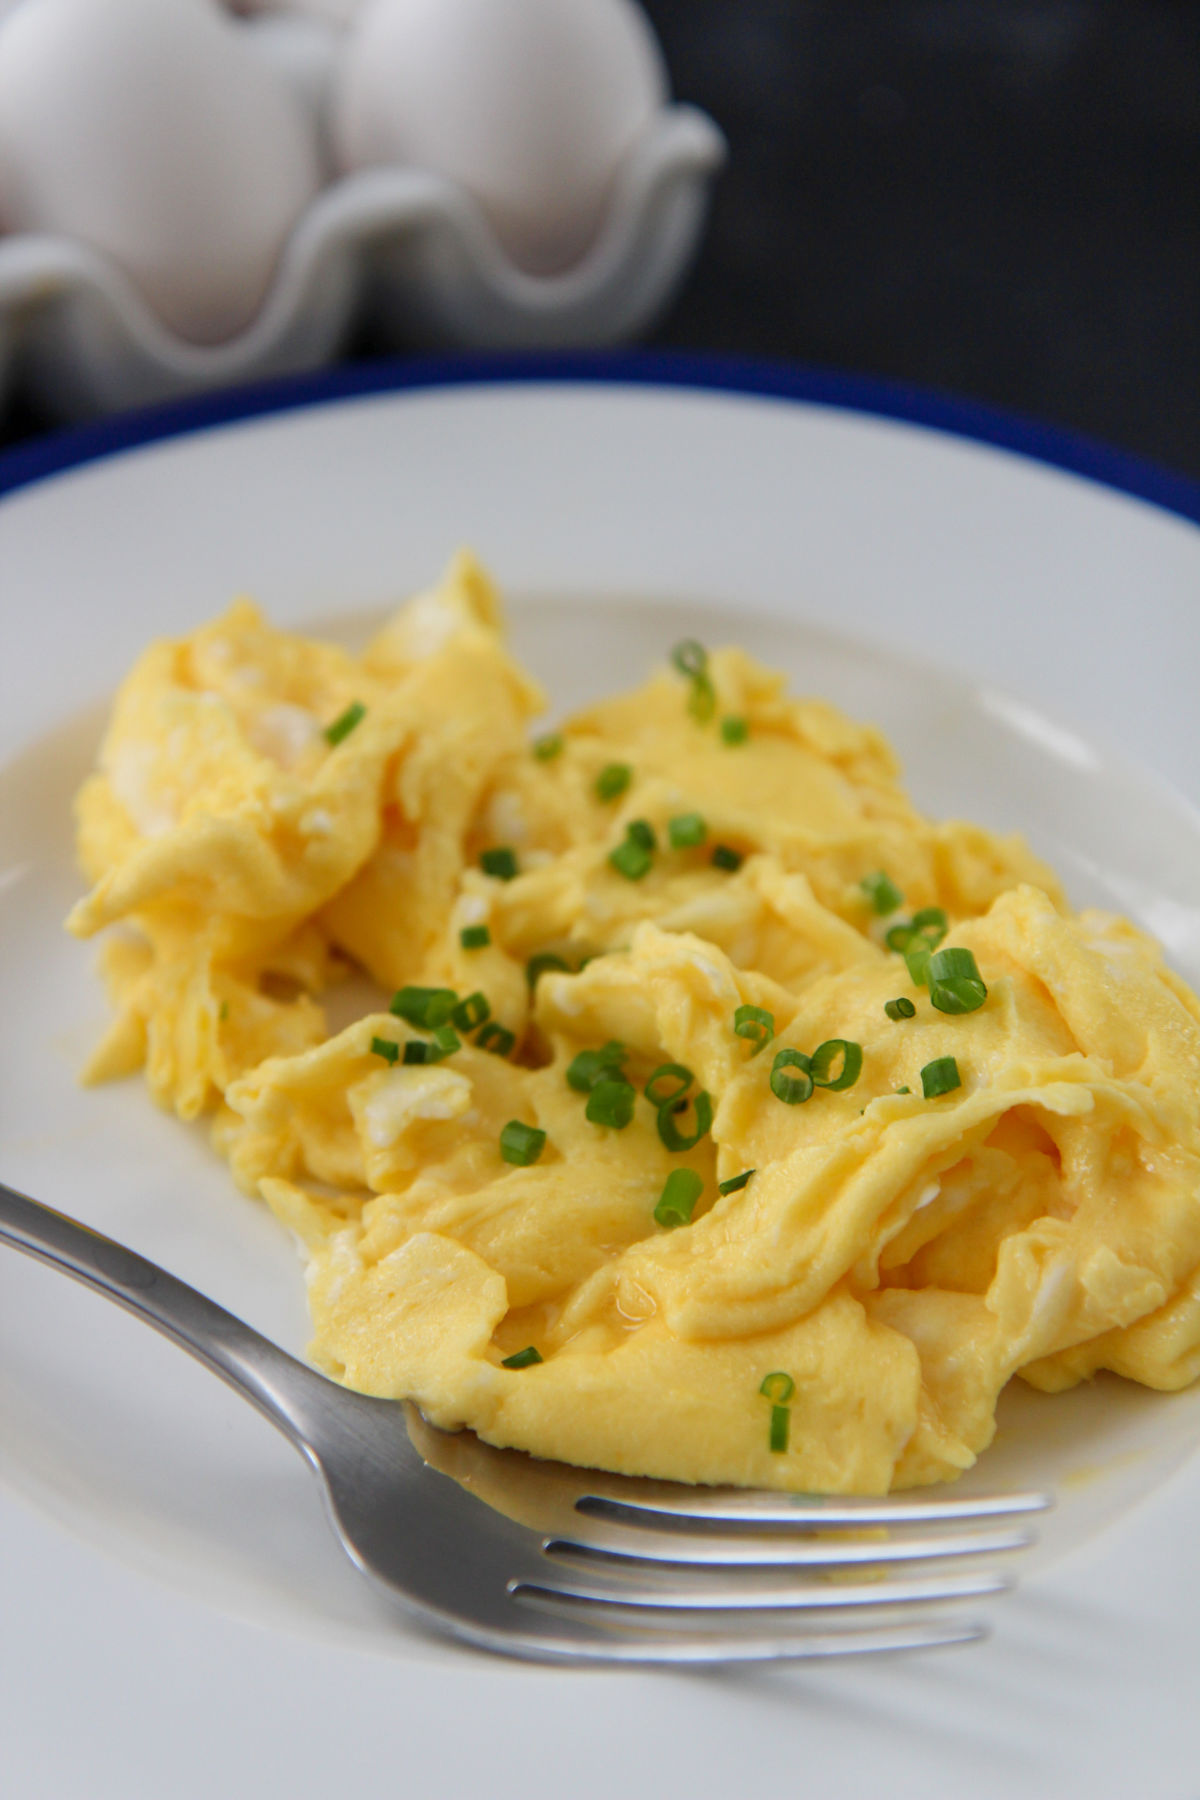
[0,0,322,344]
[332,0,667,274]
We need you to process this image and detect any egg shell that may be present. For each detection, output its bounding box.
[332,0,668,273]
[0,0,322,344]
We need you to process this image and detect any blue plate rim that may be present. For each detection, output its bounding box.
[0,348,1197,529]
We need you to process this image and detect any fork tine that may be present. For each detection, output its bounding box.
[513,1568,1010,1614]
[544,1520,1034,1569]
[500,1618,991,1662]
[573,1488,1053,1529]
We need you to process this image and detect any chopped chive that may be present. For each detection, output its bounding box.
[657,1089,713,1152]
[905,943,933,987]
[609,838,653,880]
[596,762,632,803]
[451,991,490,1032]
[884,997,917,1021]
[768,1405,790,1453]
[720,715,749,746]
[430,1025,461,1059]
[585,1078,636,1130]
[759,1371,795,1405]
[668,812,706,849]
[770,1048,813,1105]
[501,1345,543,1368]
[733,1003,775,1056]
[644,1063,693,1107]
[671,640,708,680]
[886,909,948,955]
[711,845,742,872]
[566,1042,627,1093]
[403,1040,428,1064]
[688,672,717,723]
[324,700,365,746]
[895,1085,912,1095]
[526,951,571,987]
[626,819,657,853]
[861,870,904,915]
[480,847,519,881]
[718,1168,755,1196]
[927,947,988,1015]
[499,1120,546,1166]
[912,906,949,936]
[809,1038,863,1092]
[460,924,491,951]
[654,1167,704,1229]
[390,986,458,1028]
[533,733,564,762]
[921,1056,962,1099]
[476,1021,516,1057]
[371,1035,399,1065]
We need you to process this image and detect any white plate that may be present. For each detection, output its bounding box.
[2,360,1199,1799]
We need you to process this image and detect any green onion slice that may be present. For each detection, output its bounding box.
[657,1089,713,1152]
[402,1041,429,1065]
[809,1038,863,1091]
[768,1405,790,1453]
[608,838,652,880]
[733,1003,775,1055]
[390,986,458,1028]
[671,639,708,680]
[532,733,564,762]
[429,1026,461,1061]
[567,1042,627,1093]
[905,942,933,987]
[324,700,365,746]
[450,991,490,1032]
[476,1022,516,1058]
[585,1079,636,1130]
[501,1346,543,1368]
[718,1169,755,1196]
[370,1036,399,1065]
[654,1167,704,1229]
[912,906,949,936]
[626,819,656,852]
[595,762,632,802]
[720,715,749,745]
[770,1048,813,1105]
[499,1120,546,1166]
[759,1370,795,1404]
[526,951,570,987]
[480,847,519,881]
[460,924,490,951]
[884,996,916,1021]
[921,1056,962,1099]
[927,946,988,1015]
[668,812,706,849]
[860,870,903,915]
[688,673,717,724]
[711,844,743,872]
[644,1063,693,1107]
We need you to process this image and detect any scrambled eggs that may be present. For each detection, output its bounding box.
[69,553,1200,1492]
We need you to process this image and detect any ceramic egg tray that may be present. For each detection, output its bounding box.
[0,23,724,421]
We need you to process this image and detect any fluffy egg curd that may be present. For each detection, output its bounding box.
[68,552,1200,1494]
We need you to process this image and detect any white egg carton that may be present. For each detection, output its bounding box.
[0,16,725,421]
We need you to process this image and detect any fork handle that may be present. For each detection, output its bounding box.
[0,1177,336,1464]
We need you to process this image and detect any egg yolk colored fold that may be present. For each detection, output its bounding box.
[69,551,1200,1492]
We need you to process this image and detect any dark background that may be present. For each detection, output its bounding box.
[3,0,1197,483]
[641,0,1200,481]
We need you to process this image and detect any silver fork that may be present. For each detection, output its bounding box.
[0,1179,1050,1665]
